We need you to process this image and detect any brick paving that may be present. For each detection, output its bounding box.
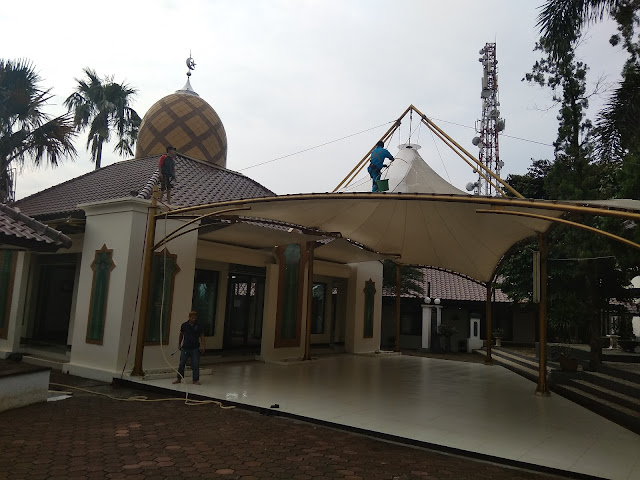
[0,366,571,480]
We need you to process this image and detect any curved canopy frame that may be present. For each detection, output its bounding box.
[160,193,640,283]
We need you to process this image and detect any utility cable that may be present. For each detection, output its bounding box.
[428,127,452,184]
[237,121,395,171]
[430,117,553,147]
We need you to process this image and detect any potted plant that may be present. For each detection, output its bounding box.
[437,324,457,353]
[492,328,505,347]
[557,344,579,371]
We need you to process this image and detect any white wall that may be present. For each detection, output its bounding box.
[0,251,29,356]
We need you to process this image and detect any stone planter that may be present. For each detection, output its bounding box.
[495,337,502,347]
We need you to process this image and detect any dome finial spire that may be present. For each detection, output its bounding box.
[177,52,199,96]
[186,51,196,77]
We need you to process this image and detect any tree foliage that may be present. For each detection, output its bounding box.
[65,68,141,170]
[537,0,640,161]
[0,59,77,202]
[382,261,425,297]
[499,12,640,368]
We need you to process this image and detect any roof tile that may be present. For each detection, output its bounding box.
[14,155,275,219]
[383,267,510,303]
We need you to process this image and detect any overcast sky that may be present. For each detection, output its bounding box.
[3,0,628,200]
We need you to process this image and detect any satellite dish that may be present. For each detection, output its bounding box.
[472,137,481,146]
[466,182,477,192]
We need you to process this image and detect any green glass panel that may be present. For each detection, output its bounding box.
[145,253,178,343]
[311,282,326,334]
[0,250,15,336]
[281,244,301,339]
[192,269,219,337]
[363,280,375,338]
[87,249,114,342]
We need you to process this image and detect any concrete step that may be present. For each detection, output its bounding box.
[569,378,640,412]
[554,383,640,435]
[491,348,546,370]
[479,349,547,384]
[21,354,67,371]
[581,370,640,397]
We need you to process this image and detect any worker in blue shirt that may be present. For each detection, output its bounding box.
[368,141,394,192]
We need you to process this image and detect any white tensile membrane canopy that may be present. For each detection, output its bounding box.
[380,143,468,195]
[169,144,593,282]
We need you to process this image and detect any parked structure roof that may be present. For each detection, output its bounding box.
[383,266,510,303]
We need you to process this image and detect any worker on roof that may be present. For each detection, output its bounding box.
[158,146,177,202]
[368,140,394,192]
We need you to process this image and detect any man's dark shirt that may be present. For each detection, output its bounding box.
[181,321,203,349]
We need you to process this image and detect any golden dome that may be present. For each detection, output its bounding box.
[135,91,227,167]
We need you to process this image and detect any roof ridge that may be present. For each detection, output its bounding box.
[177,154,276,195]
[0,203,72,248]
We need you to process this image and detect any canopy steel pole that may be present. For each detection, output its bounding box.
[131,187,159,376]
[394,263,402,352]
[165,193,640,224]
[476,208,640,251]
[484,280,493,365]
[333,106,411,192]
[421,120,507,197]
[411,105,524,199]
[303,242,315,361]
[536,232,550,395]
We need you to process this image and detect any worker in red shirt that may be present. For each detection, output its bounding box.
[158,146,176,202]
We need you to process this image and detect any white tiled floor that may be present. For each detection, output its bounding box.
[133,354,640,480]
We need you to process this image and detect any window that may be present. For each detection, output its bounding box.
[144,250,180,344]
[274,244,304,347]
[363,279,376,338]
[311,283,326,334]
[192,269,219,337]
[86,245,115,344]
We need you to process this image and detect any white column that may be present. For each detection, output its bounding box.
[421,305,431,349]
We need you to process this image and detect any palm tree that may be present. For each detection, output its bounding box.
[64,68,141,170]
[0,59,77,202]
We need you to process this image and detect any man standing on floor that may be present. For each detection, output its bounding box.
[173,311,205,385]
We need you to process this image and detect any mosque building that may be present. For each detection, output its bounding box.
[0,64,386,380]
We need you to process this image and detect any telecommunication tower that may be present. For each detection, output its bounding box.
[467,43,505,196]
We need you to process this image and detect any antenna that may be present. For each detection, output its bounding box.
[470,43,505,196]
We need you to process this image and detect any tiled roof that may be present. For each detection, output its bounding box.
[383,266,510,303]
[13,155,275,219]
[0,204,72,251]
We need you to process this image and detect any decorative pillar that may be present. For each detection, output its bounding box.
[303,242,315,361]
[131,187,159,376]
[421,305,431,349]
[484,280,493,365]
